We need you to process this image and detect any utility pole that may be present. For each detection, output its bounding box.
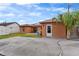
[68,3,70,17]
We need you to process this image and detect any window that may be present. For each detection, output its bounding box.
[47,26,51,33]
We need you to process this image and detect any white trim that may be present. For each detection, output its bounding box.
[46,24,52,37]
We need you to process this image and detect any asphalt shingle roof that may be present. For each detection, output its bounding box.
[0,22,18,26]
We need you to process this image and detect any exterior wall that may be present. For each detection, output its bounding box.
[20,26,34,33]
[40,22,66,38]
[0,23,20,35]
[52,22,66,38]
[0,26,9,35]
[41,24,46,37]
[41,23,52,37]
[20,25,42,34]
[36,26,42,36]
[20,27,23,33]
[7,23,20,33]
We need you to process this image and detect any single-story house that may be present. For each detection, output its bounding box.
[19,18,79,39]
[20,24,41,33]
[20,24,34,33]
[39,18,79,38]
[0,22,20,35]
[39,18,67,38]
[20,19,67,38]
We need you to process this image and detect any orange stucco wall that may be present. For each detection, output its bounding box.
[41,24,46,37]
[20,26,42,33]
[41,22,53,37]
[40,22,66,38]
[20,26,34,33]
[52,22,66,38]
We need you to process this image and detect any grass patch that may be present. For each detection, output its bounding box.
[0,33,40,39]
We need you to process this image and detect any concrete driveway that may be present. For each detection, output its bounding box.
[0,37,79,56]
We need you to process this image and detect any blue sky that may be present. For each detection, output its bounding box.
[0,3,79,24]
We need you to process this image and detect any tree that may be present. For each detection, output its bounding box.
[72,11,79,25]
[57,12,77,39]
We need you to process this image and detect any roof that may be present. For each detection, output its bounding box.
[39,18,59,23]
[20,23,41,27]
[32,23,41,27]
[0,22,19,26]
[20,24,33,27]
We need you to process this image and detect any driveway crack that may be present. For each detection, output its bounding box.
[57,40,63,56]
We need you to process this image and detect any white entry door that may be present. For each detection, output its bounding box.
[46,24,52,37]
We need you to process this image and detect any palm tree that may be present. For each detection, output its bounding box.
[57,11,78,39]
[73,11,79,25]
[56,3,78,39]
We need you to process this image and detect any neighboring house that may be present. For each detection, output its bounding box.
[39,18,67,38]
[20,24,41,34]
[0,22,20,35]
[32,23,42,34]
[20,24,34,33]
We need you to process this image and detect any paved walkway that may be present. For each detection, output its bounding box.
[0,37,79,56]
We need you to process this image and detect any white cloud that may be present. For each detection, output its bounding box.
[19,4,44,11]
[0,3,11,10]
[52,8,67,12]
[6,13,15,17]
[44,7,73,13]
[0,13,16,17]
[0,20,5,23]
[0,3,11,6]
[53,8,63,11]
[32,4,39,7]
[39,18,51,22]
[15,3,31,5]
[36,7,44,10]
[17,14,23,17]
[45,8,51,11]
[29,12,41,17]
[32,4,69,13]
[15,3,69,13]
[26,4,41,9]
[56,8,74,12]
[36,7,52,11]
[32,5,66,12]
[19,20,26,25]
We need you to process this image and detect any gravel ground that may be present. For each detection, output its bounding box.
[0,37,79,56]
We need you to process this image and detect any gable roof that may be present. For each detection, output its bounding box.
[32,23,41,27]
[0,22,19,26]
[20,23,41,27]
[39,18,59,23]
[20,24,33,27]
